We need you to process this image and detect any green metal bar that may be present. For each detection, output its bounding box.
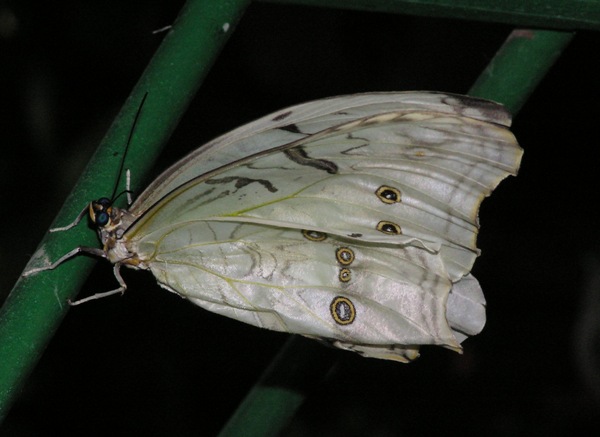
[264,0,600,31]
[217,27,573,437]
[469,29,574,114]
[0,0,250,422]
[219,336,338,437]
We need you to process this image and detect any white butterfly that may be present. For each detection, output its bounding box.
[24,92,522,362]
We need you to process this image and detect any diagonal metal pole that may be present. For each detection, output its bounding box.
[0,0,250,422]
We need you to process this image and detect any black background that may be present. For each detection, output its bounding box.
[2,2,600,435]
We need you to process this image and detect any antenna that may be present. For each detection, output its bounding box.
[111,92,149,201]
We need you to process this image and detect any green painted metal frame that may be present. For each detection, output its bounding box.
[0,0,252,421]
[264,0,600,31]
[0,0,578,431]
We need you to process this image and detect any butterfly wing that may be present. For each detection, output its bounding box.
[122,93,521,361]
[130,92,513,213]
[142,224,463,362]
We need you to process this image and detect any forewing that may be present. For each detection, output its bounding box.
[130,92,514,213]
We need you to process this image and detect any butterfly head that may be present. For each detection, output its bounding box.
[89,197,127,233]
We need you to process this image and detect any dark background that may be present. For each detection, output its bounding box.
[2,1,600,435]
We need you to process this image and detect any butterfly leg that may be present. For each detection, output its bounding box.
[22,246,107,277]
[68,264,127,306]
[48,206,89,232]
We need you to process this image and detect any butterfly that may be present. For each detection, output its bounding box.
[24,92,522,362]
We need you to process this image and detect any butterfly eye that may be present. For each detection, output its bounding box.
[375,186,401,204]
[89,199,112,227]
[94,211,110,227]
[376,221,402,235]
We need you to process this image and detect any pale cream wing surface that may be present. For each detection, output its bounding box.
[143,224,459,362]
[119,94,521,361]
[131,92,513,213]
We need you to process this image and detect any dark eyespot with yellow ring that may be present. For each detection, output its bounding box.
[339,268,351,283]
[336,247,355,265]
[376,186,401,204]
[377,221,402,235]
[302,229,327,241]
[330,296,356,325]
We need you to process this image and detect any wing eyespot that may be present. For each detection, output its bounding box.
[302,229,327,241]
[375,186,402,204]
[336,247,355,265]
[376,221,402,235]
[339,268,351,283]
[330,296,356,325]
